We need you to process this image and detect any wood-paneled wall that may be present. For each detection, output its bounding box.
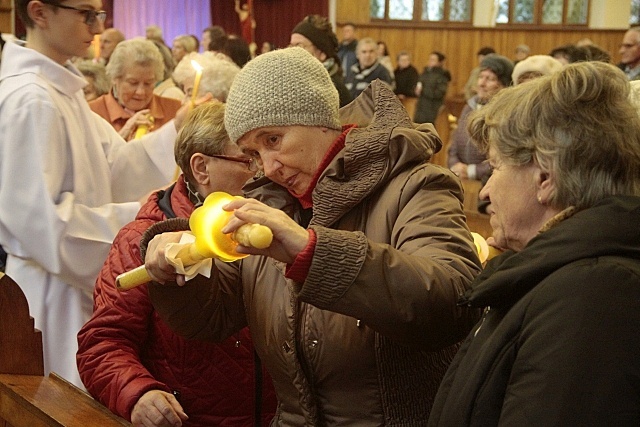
[337,0,626,100]
[1,0,627,99]
[0,0,11,35]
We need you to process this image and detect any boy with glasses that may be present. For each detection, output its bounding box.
[0,0,195,388]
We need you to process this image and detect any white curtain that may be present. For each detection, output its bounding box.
[113,0,211,46]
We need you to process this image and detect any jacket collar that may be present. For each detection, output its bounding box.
[310,80,441,227]
[101,90,167,122]
[465,195,640,308]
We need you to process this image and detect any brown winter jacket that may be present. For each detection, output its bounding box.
[148,81,482,426]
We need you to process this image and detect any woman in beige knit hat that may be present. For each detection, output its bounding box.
[143,47,482,425]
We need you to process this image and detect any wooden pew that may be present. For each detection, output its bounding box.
[0,272,43,377]
[0,272,131,426]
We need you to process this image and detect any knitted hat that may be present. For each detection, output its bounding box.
[224,47,341,143]
[512,55,562,85]
[480,54,514,87]
[291,19,338,59]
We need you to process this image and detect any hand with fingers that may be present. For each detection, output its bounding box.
[119,109,152,140]
[131,390,188,427]
[145,232,187,286]
[450,162,469,179]
[220,197,310,264]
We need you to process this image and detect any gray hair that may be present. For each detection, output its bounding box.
[106,37,164,83]
[172,52,240,102]
[75,59,110,97]
[173,34,198,54]
[174,102,229,185]
[468,61,640,210]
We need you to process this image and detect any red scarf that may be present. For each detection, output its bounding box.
[293,124,356,209]
[284,124,356,283]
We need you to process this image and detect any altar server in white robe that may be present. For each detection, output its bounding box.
[0,0,205,388]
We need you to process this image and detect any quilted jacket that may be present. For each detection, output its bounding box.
[77,178,277,426]
[148,81,482,425]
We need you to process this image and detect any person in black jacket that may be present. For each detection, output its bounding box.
[337,22,357,77]
[429,61,640,426]
[290,15,353,107]
[414,51,451,124]
[393,51,419,99]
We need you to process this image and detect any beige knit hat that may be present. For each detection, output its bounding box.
[512,55,563,85]
[224,47,341,143]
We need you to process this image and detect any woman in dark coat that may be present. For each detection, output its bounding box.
[429,61,640,426]
[414,51,451,124]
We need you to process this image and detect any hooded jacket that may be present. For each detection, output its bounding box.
[429,196,640,426]
[148,81,482,425]
[77,178,277,426]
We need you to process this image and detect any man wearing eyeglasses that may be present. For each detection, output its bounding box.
[0,0,199,389]
[619,26,640,80]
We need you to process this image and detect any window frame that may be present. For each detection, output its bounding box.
[631,0,640,25]
[370,0,474,27]
[496,0,590,28]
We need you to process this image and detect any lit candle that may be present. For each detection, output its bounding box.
[190,60,203,107]
[93,34,100,61]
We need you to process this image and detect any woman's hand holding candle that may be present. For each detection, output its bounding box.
[119,109,151,140]
[221,197,310,265]
[117,192,274,290]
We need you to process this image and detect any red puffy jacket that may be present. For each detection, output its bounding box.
[77,178,277,426]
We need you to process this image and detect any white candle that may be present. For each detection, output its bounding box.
[190,60,203,107]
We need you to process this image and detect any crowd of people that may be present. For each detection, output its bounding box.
[1,2,639,426]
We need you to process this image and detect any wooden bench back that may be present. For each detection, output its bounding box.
[0,272,131,426]
[0,272,44,376]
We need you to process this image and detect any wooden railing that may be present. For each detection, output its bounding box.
[0,272,131,426]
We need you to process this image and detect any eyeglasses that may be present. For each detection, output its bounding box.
[43,2,107,26]
[211,155,258,172]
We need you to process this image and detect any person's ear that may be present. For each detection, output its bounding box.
[535,168,555,205]
[28,0,50,29]
[189,153,211,186]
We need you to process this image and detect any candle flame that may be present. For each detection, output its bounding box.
[191,60,203,72]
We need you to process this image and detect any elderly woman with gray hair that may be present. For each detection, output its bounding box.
[89,38,182,141]
[172,52,240,102]
[75,59,110,102]
[429,61,640,426]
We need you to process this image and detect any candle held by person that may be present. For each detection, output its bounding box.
[190,60,203,107]
[115,192,273,290]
